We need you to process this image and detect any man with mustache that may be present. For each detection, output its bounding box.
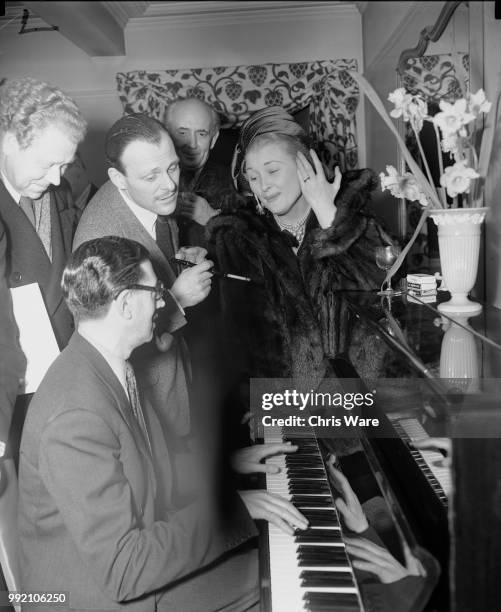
[74,113,212,446]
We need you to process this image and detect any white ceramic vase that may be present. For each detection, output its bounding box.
[429,207,488,315]
[439,313,480,394]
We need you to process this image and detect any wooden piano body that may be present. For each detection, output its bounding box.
[257,290,501,612]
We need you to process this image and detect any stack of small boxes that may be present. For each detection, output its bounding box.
[406,273,437,303]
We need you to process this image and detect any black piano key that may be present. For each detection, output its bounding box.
[300,570,355,588]
[295,529,343,543]
[299,509,340,526]
[298,551,350,566]
[297,545,346,556]
[289,483,331,495]
[286,468,326,476]
[303,592,360,611]
[292,495,333,507]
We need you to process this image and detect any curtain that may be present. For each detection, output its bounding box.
[401,52,469,103]
[116,59,360,172]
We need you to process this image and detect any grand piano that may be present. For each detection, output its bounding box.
[255,289,501,612]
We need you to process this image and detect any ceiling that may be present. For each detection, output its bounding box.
[2,1,367,56]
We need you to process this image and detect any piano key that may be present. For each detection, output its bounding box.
[263,426,363,611]
[395,417,452,499]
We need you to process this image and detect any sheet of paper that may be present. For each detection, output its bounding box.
[10,283,60,394]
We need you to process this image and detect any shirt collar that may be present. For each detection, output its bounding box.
[119,188,157,240]
[1,171,22,204]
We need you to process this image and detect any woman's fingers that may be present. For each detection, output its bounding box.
[296,150,314,180]
[309,148,325,176]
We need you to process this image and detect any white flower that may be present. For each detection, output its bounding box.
[388,88,428,131]
[380,165,429,206]
[439,160,479,198]
[468,89,492,116]
[441,133,459,155]
[433,99,475,136]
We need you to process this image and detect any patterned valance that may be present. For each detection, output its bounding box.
[401,53,469,103]
[116,59,360,172]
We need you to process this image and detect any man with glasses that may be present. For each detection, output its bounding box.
[73,113,212,444]
[18,235,260,611]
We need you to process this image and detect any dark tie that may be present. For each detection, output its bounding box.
[125,361,152,456]
[155,215,179,260]
[19,196,35,226]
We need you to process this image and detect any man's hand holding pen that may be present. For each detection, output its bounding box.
[169,252,253,284]
[170,249,214,308]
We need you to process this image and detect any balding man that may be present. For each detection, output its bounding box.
[165,98,241,247]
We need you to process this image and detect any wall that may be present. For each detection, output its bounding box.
[481,2,501,308]
[361,1,470,235]
[0,3,363,187]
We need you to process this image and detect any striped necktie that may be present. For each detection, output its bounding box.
[125,361,153,457]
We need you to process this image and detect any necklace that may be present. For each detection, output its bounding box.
[273,208,311,245]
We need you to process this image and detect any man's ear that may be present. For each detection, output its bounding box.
[2,131,20,156]
[210,129,220,150]
[108,166,127,191]
[114,289,133,321]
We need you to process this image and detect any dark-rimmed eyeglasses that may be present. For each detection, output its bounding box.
[117,280,166,301]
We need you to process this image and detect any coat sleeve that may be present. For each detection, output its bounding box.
[0,223,25,452]
[304,169,393,377]
[39,408,256,602]
[207,217,287,383]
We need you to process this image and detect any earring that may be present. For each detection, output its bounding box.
[253,193,264,215]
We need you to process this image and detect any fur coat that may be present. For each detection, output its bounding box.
[207,168,390,387]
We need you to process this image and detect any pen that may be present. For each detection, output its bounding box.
[169,257,252,282]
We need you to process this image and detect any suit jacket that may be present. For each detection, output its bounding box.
[0,180,78,349]
[0,222,25,447]
[73,181,191,440]
[18,332,257,612]
[0,179,79,450]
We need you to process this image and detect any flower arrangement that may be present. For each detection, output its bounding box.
[379,87,491,209]
[348,69,499,286]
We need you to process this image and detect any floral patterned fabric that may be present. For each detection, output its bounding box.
[116,59,359,172]
[402,53,469,103]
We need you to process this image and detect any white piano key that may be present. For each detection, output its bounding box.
[263,426,363,611]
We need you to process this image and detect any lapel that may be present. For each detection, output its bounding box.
[45,189,73,314]
[108,186,177,286]
[71,332,157,495]
[0,180,53,286]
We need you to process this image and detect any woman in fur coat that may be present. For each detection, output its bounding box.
[207,106,391,391]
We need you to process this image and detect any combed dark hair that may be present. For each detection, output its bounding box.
[105,113,168,174]
[63,236,150,321]
[0,77,87,148]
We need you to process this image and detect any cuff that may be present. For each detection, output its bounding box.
[167,289,185,316]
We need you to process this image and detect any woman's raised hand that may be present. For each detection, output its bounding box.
[296,149,342,228]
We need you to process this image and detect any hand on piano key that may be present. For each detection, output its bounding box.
[231,442,299,475]
[412,437,452,468]
[326,455,369,534]
[238,489,309,535]
[345,537,426,584]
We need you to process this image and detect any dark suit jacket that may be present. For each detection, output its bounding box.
[0,180,77,349]
[18,333,257,612]
[73,181,191,440]
[0,222,25,448]
[0,179,78,450]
